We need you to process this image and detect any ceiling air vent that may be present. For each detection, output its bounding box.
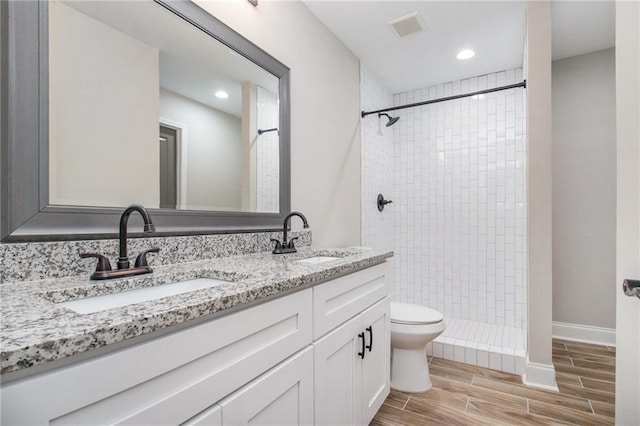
[389,12,424,38]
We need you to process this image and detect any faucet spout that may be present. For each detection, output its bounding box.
[117,204,155,269]
[270,211,310,254]
[282,211,309,247]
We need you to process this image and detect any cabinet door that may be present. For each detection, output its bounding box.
[360,298,391,425]
[313,314,363,426]
[218,347,313,426]
[182,404,222,426]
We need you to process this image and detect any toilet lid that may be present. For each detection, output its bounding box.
[390,302,443,325]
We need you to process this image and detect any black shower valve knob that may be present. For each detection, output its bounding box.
[377,194,393,211]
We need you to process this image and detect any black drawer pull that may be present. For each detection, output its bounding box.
[357,332,365,359]
[623,279,640,299]
[366,326,373,352]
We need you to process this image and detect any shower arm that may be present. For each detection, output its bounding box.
[360,80,526,118]
[257,127,278,135]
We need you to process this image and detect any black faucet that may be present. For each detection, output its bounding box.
[271,211,309,254]
[117,204,156,269]
[79,204,159,280]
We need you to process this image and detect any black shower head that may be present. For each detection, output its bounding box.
[378,112,400,127]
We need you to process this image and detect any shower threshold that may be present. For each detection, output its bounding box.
[427,318,526,375]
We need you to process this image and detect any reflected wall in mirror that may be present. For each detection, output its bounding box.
[48,0,280,213]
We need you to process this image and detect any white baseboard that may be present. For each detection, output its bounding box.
[522,357,559,391]
[552,321,616,347]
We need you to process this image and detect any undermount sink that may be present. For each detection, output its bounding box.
[294,256,341,265]
[58,278,232,314]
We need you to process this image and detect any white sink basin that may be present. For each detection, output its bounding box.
[294,256,340,265]
[58,278,232,314]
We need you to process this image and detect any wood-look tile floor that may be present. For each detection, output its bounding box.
[372,339,616,425]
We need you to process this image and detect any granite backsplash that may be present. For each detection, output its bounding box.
[0,230,312,284]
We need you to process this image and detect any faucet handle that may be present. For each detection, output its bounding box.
[134,247,160,268]
[270,238,283,249]
[79,253,112,272]
[286,237,299,249]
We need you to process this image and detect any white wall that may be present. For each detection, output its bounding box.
[194,0,361,247]
[525,0,556,390]
[390,69,527,329]
[552,48,616,329]
[360,64,395,256]
[49,1,159,208]
[615,0,640,422]
[159,88,242,211]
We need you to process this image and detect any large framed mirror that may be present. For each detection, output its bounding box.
[0,0,291,242]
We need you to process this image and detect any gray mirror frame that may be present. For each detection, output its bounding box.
[0,0,291,242]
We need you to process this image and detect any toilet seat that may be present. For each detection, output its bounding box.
[391,302,443,325]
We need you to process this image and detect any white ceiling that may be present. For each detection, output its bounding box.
[552,1,615,61]
[304,0,615,94]
[62,1,279,118]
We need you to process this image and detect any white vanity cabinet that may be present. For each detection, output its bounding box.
[1,261,391,426]
[313,262,391,426]
[216,347,314,425]
[1,289,313,426]
[184,347,314,426]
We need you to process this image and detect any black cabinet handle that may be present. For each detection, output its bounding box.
[357,332,365,359]
[623,279,640,299]
[366,326,373,352]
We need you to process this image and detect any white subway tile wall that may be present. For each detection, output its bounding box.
[392,68,527,331]
[361,64,527,373]
[256,85,280,213]
[360,65,395,260]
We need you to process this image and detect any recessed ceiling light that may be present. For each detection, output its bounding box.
[471,94,485,100]
[456,49,475,60]
[215,91,229,99]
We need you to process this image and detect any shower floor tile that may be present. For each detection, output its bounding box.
[426,317,526,374]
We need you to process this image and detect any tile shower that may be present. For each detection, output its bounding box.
[361,64,527,373]
[256,85,280,213]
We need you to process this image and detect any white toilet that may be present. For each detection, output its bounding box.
[390,302,446,392]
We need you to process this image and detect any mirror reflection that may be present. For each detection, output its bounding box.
[48,0,280,213]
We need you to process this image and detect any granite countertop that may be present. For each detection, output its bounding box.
[0,247,392,375]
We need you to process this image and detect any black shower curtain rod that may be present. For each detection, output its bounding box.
[360,80,526,118]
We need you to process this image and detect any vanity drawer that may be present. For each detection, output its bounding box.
[313,261,390,339]
[1,289,313,426]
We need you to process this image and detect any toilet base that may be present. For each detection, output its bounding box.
[390,347,432,392]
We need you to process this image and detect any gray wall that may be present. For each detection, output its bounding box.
[552,48,616,329]
[49,1,160,208]
[196,0,361,248]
